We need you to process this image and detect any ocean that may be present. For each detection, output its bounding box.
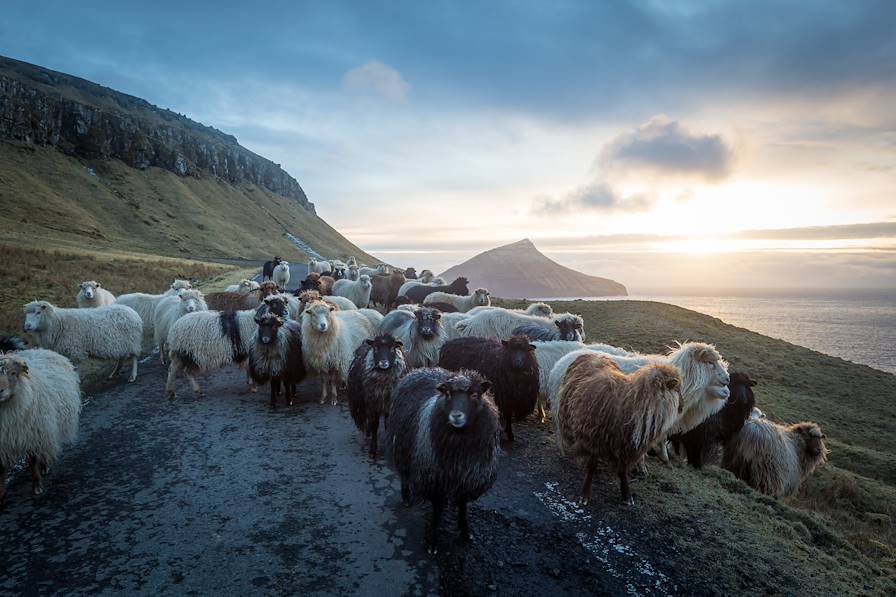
[544,292,896,375]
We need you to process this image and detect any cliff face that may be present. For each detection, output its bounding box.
[0,55,313,211]
[440,239,627,298]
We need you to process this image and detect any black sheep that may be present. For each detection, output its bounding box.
[404,267,418,280]
[671,372,757,468]
[386,368,499,553]
[404,277,469,304]
[424,301,458,313]
[0,335,26,352]
[262,256,282,281]
[347,333,408,458]
[438,335,539,442]
[247,313,307,408]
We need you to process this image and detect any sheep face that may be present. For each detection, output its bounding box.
[0,356,28,403]
[527,303,553,318]
[305,302,335,333]
[80,281,100,300]
[721,372,757,438]
[348,266,360,281]
[171,279,192,292]
[501,335,537,371]
[472,288,491,307]
[256,314,285,345]
[366,333,404,370]
[180,291,203,314]
[23,301,50,333]
[795,423,828,459]
[554,316,584,341]
[257,282,279,299]
[435,375,492,430]
[414,308,442,338]
[358,275,372,292]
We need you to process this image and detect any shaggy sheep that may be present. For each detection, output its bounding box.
[295,290,357,314]
[379,307,445,368]
[225,279,261,294]
[552,352,682,504]
[248,313,306,409]
[301,301,378,405]
[255,293,292,324]
[723,419,827,497]
[164,309,257,398]
[359,264,389,277]
[204,291,261,313]
[672,372,757,468]
[0,349,81,500]
[456,308,584,342]
[439,335,539,442]
[262,256,282,280]
[332,275,372,309]
[511,313,584,342]
[308,259,329,274]
[153,289,208,364]
[76,280,115,308]
[23,301,142,382]
[418,269,435,283]
[347,265,360,281]
[386,368,499,552]
[530,339,587,422]
[404,277,469,304]
[370,271,406,311]
[423,288,490,313]
[466,302,554,318]
[0,336,26,352]
[115,279,192,334]
[347,333,408,458]
[273,261,291,289]
[404,267,418,280]
[437,312,469,342]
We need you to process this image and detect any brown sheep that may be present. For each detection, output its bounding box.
[553,353,682,505]
[370,270,406,310]
[296,290,343,313]
[205,291,261,313]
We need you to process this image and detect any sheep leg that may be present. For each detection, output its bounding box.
[128,355,139,383]
[159,343,166,365]
[580,461,596,505]
[330,372,339,406]
[108,358,123,379]
[657,440,671,464]
[369,414,380,459]
[427,496,445,555]
[503,409,515,442]
[29,455,44,496]
[619,468,634,506]
[270,379,280,409]
[457,500,472,542]
[401,477,411,507]
[186,372,203,398]
[537,399,548,423]
[288,384,296,406]
[0,463,6,505]
[165,362,179,398]
[319,375,328,405]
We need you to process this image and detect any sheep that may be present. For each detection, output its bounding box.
[422,301,458,313]
[0,349,81,501]
[511,313,584,342]
[332,275,372,309]
[552,352,682,505]
[153,289,208,364]
[0,336,26,352]
[379,307,445,369]
[347,333,408,458]
[359,264,388,277]
[347,265,360,281]
[255,293,292,324]
[370,270,406,310]
[331,265,347,280]
[466,302,554,318]
[722,419,828,497]
[404,277,469,304]
[224,279,260,294]
[295,290,357,314]
[115,278,192,334]
[358,308,385,330]
[418,269,434,283]
[308,259,329,274]
[23,301,142,382]
[204,291,261,313]
[439,335,539,442]
[386,368,499,553]
[404,267,418,280]
[248,313,307,409]
[397,280,427,298]
[164,309,257,398]
[424,288,490,313]
[301,300,378,406]
[438,312,469,342]
[671,372,757,469]
[456,308,585,342]
[262,256,282,280]
[273,260,291,288]
[346,256,358,267]
[531,340,587,422]
[76,280,115,308]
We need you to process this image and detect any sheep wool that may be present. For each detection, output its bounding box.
[75,280,116,308]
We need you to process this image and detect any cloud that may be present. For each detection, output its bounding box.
[532,181,652,215]
[342,60,409,101]
[599,115,734,180]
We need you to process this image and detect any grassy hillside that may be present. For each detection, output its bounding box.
[0,142,377,263]
[499,298,896,586]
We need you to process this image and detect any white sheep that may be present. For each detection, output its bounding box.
[418,269,434,283]
[224,279,260,294]
[273,261,291,288]
[359,264,388,278]
[164,310,257,398]
[301,300,377,405]
[437,312,469,342]
[115,279,193,334]
[153,289,208,364]
[423,288,491,312]
[347,265,360,281]
[23,301,142,382]
[0,349,82,499]
[466,302,555,318]
[456,307,580,341]
[75,280,115,308]
[332,275,372,308]
[308,259,329,274]
[358,308,385,329]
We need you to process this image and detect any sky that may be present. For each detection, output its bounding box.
[2,1,895,292]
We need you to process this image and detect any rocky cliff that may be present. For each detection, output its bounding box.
[0,55,313,211]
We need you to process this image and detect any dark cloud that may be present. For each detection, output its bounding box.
[599,115,734,180]
[531,182,651,216]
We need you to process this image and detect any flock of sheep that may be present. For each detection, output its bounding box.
[0,254,829,553]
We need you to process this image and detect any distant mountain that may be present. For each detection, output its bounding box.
[439,239,627,298]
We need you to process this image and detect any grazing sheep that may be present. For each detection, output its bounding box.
[273,261,291,288]
[76,280,115,308]
[552,352,682,504]
[370,271,406,310]
[424,288,490,313]
[386,368,499,552]
[379,307,445,368]
[332,275,373,309]
[225,279,261,294]
[347,333,408,458]
[347,265,360,281]
[301,301,378,405]
[0,336,26,352]
[418,269,435,283]
[115,279,192,334]
[723,419,827,497]
[165,309,258,398]
[511,313,584,342]
[439,335,539,442]
[204,291,261,313]
[262,256,282,280]
[404,277,469,304]
[23,301,142,382]
[153,289,208,364]
[0,349,81,501]
[672,372,757,468]
[248,313,306,409]
[456,308,584,342]
[404,267,418,280]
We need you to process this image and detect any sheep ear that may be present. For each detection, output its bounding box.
[96,282,101,288]
[329,306,336,312]
[17,362,28,377]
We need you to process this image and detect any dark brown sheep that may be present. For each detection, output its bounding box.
[370,270,406,310]
[205,291,261,313]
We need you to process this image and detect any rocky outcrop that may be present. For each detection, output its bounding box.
[0,55,313,211]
